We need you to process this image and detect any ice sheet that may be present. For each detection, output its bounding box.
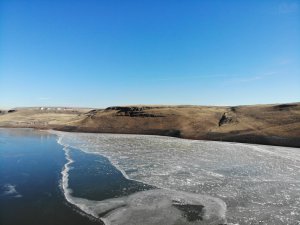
[58,137,228,225]
[53,131,300,224]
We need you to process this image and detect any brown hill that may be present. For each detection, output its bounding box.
[57,103,300,147]
[1,103,299,147]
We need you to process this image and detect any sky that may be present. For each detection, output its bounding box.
[0,0,299,108]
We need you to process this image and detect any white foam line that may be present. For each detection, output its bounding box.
[58,137,165,190]
[55,131,144,184]
[58,136,99,220]
[54,132,175,222]
[51,131,237,225]
[53,130,207,192]
[56,135,154,224]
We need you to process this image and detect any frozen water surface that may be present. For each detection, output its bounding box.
[53,131,300,225]
[64,188,228,225]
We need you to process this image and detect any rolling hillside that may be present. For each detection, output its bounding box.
[1,103,300,147]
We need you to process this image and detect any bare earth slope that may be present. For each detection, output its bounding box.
[1,103,299,147]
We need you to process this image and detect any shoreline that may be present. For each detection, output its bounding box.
[1,125,300,148]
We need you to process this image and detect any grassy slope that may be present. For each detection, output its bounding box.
[58,103,300,147]
[0,108,89,129]
[1,103,299,147]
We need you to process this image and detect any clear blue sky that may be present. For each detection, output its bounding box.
[1,0,299,108]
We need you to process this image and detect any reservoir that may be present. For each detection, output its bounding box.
[1,128,299,225]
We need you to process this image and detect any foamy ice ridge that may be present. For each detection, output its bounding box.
[53,131,300,225]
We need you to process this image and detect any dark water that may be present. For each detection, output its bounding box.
[0,129,101,225]
[68,148,154,201]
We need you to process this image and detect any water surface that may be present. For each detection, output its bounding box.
[1,128,300,225]
[0,128,102,225]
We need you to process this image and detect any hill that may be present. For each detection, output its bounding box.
[1,103,299,147]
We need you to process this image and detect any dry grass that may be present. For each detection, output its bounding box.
[0,108,89,128]
[1,103,299,147]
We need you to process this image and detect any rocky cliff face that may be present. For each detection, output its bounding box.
[218,112,238,126]
[105,106,163,118]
